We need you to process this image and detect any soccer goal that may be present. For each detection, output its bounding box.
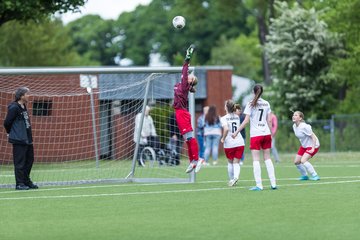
[0,67,197,188]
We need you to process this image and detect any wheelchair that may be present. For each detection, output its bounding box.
[139,137,179,167]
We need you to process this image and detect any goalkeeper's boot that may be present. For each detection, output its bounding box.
[310,175,320,181]
[299,175,309,181]
[194,158,205,173]
[249,186,263,191]
[185,160,197,173]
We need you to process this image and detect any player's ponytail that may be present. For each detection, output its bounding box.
[250,84,263,108]
[225,99,235,113]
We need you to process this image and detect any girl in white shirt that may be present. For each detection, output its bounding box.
[292,111,320,181]
[232,84,277,191]
[220,100,245,187]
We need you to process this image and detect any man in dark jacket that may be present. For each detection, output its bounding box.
[4,87,38,190]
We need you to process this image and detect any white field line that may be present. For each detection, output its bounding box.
[1,175,360,195]
[0,163,359,176]
[0,178,359,201]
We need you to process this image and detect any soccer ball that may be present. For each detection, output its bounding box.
[172,16,186,29]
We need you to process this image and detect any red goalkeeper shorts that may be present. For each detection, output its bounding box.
[175,108,193,135]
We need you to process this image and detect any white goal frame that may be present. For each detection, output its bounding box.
[0,66,197,187]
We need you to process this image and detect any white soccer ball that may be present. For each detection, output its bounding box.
[172,16,186,29]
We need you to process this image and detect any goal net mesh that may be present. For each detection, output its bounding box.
[0,70,193,187]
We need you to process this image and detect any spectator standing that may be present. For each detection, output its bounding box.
[3,87,38,190]
[235,104,246,165]
[168,112,183,165]
[196,106,209,159]
[204,105,222,165]
[270,112,281,163]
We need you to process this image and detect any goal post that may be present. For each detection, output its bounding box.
[0,67,196,188]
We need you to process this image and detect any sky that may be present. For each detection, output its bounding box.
[60,0,152,24]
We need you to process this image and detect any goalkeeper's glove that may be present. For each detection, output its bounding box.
[185,45,195,61]
[189,86,196,93]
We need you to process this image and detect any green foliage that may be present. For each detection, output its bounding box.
[0,0,86,26]
[150,104,173,144]
[265,1,343,118]
[66,15,118,65]
[209,33,262,81]
[0,19,83,66]
[113,1,173,66]
[112,0,252,66]
[313,0,360,114]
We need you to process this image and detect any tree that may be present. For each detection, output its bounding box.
[66,15,118,65]
[243,0,276,85]
[264,1,342,119]
[209,34,262,81]
[313,0,360,114]
[0,0,86,26]
[0,19,85,66]
[112,0,252,66]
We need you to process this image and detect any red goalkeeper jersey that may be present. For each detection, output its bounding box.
[173,61,191,110]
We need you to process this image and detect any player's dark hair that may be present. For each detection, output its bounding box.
[225,99,236,113]
[250,84,263,108]
[205,105,219,125]
[234,103,241,112]
[15,87,30,101]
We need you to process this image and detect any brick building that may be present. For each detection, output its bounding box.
[0,66,232,163]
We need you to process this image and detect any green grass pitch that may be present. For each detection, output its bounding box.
[0,152,359,240]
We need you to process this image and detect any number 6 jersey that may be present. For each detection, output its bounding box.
[220,113,245,148]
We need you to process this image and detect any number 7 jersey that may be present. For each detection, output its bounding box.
[244,98,271,137]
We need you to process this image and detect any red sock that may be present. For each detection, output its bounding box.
[186,138,199,161]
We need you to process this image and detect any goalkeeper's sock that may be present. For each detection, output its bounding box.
[303,161,317,176]
[227,162,234,180]
[186,138,199,161]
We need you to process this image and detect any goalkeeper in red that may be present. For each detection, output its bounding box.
[173,45,204,173]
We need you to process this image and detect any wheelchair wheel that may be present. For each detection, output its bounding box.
[140,147,156,167]
[156,149,166,166]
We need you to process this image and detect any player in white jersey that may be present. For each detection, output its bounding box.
[232,84,277,191]
[220,100,245,187]
[292,111,320,181]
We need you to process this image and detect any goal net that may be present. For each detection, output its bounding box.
[0,67,196,188]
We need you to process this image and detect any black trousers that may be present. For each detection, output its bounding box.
[12,144,34,185]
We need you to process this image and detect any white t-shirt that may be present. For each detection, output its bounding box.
[293,122,320,148]
[220,113,245,148]
[243,98,271,137]
[133,113,157,145]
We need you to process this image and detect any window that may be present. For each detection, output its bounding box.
[33,101,52,116]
